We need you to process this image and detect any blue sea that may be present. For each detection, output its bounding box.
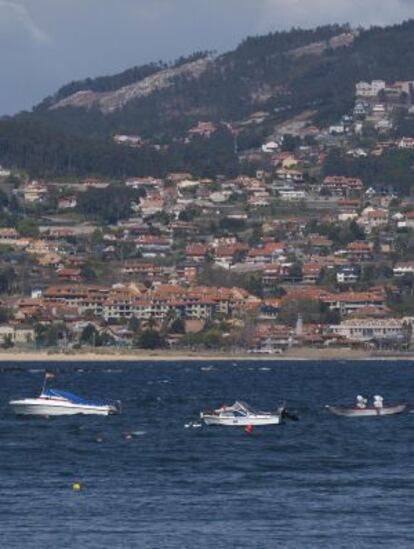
[0,360,413,548]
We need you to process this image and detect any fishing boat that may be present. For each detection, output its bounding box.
[326,395,407,418]
[9,374,121,416]
[326,403,407,417]
[200,401,284,426]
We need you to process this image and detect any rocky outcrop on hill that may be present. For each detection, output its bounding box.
[288,32,356,58]
[51,57,212,113]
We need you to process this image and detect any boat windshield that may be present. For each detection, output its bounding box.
[236,401,259,414]
[220,401,259,415]
[41,388,113,407]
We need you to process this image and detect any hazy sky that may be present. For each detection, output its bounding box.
[2,0,414,115]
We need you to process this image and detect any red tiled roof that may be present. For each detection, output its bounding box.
[347,241,372,251]
[323,176,363,188]
[57,268,81,277]
[186,244,209,256]
[323,292,384,303]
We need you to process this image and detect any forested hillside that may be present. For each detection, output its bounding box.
[3,20,414,178]
[0,118,238,178]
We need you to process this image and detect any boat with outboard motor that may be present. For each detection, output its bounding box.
[200,401,286,426]
[326,394,407,417]
[9,374,121,416]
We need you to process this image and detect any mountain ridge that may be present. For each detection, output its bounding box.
[48,29,356,115]
[3,20,414,178]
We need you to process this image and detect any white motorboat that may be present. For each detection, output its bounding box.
[9,375,121,416]
[200,401,284,426]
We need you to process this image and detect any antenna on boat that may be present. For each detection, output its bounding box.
[41,371,55,394]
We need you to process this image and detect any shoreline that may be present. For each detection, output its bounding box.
[0,348,413,362]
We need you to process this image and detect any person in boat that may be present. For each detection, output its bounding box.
[373,395,384,409]
[356,395,368,409]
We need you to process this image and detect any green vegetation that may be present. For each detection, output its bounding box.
[0,268,16,294]
[278,299,340,326]
[324,147,414,195]
[305,219,365,247]
[137,329,166,349]
[1,334,14,349]
[3,20,414,181]
[77,185,145,223]
[35,323,64,347]
[0,307,12,323]
[16,218,39,238]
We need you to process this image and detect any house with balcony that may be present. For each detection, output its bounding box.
[322,176,363,197]
[357,207,389,232]
[330,318,408,346]
[323,292,386,316]
[336,265,360,285]
[136,236,171,255]
[393,261,414,277]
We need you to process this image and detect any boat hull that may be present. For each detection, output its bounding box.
[201,414,282,426]
[326,404,407,417]
[9,399,116,416]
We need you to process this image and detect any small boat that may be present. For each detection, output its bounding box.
[9,374,121,416]
[200,401,284,426]
[326,403,407,417]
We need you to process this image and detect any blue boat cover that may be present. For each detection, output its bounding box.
[42,388,113,407]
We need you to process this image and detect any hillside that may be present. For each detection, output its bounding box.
[32,24,354,138]
[3,20,414,177]
[50,57,212,114]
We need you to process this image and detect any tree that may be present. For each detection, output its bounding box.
[5,174,23,188]
[90,229,104,246]
[170,318,185,334]
[16,218,39,238]
[77,185,145,224]
[360,264,376,287]
[0,307,11,323]
[202,330,223,349]
[179,206,200,222]
[138,329,166,349]
[0,268,16,294]
[396,273,414,296]
[146,316,157,329]
[81,264,97,282]
[0,189,9,209]
[35,323,61,347]
[128,316,141,333]
[290,262,303,281]
[1,334,14,349]
[248,224,263,246]
[281,134,302,152]
[117,240,141,261]
[80,324,100,346]
[244,273,263,297]
[269,285,287,298]
[318,267,337,289]
[278,299,321,326]
[233,249,246,264]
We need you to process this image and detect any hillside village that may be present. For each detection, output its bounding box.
[1,74,414,355]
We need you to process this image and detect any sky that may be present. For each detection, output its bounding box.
[2,0,414,115]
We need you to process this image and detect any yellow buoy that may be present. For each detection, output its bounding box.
[72,483,82,491]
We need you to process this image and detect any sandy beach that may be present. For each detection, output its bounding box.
[0,348,412,362]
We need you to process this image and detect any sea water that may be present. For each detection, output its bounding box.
[0,360,413,548]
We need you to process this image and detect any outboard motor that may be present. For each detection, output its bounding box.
[281,407,299,421]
